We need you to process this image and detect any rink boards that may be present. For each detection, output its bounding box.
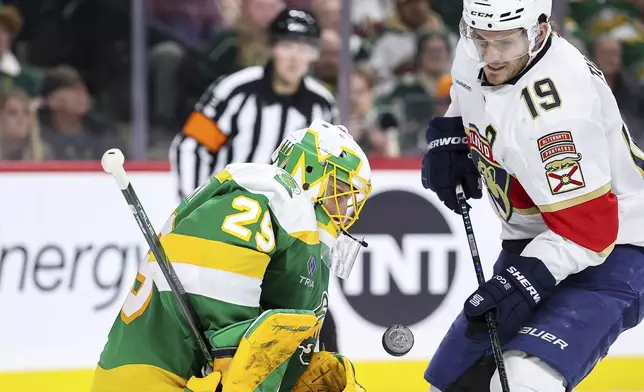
[1,161,643,391]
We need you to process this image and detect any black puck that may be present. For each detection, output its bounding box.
[382,324,414,357]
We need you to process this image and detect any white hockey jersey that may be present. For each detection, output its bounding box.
[449,34,644,283]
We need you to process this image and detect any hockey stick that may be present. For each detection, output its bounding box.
[101,148,214,373]
[455,185,510,392]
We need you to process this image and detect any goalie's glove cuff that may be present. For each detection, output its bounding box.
[463,254,556,341]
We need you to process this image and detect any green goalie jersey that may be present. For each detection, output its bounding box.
[92,163,332,392]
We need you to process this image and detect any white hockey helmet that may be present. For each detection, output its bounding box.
[271,119,372,230]
[460,0,552,65]
[272,119,373,279]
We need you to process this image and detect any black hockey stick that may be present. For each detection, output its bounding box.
[101,148,214,373]
[455,185,510,392]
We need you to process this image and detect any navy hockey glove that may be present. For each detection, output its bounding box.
[421,116,482,214]
[463,254,557,341]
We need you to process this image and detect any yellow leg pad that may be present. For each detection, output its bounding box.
[223,309,318,392]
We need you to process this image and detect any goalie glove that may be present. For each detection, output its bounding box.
[292,351,366,392]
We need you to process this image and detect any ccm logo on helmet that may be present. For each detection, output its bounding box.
[471,11,493,18]
[428,137,469,150]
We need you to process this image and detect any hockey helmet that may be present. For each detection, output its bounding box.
[272,119,372,232]
[269,8,321,47]
[460,0,552,64]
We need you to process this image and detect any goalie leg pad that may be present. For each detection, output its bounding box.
[222,309,318,391]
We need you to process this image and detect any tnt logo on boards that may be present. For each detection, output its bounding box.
[339,190,460,328]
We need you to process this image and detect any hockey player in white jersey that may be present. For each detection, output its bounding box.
[421,1,644,391]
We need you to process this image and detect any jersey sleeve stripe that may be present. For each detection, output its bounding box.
[93,363,187,390]
[150,233,270,280]
[150,261,262,308]
[540,188,618,253]
[318,221,338,239]
[183,111,228,152]
[214,169,232,183]
[537,182,611,212]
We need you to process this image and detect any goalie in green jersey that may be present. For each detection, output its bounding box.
[91,119,373,392]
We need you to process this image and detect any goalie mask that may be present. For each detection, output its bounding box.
[271,119,372,279]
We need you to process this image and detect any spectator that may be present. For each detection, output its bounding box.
[352,0,392,27]
[593,34,644,148]
[348,68,392,156]
[148,0,222,46]
[382,30,452,155]
[0,88,49,160]
[312,0,372,63]
[312,0,341,30]
[312,29,341,94]
[38,65,122,160]
[0,4,40,97]
[572,0,644,79]
[368,0,446,94]
[198,0,285,83]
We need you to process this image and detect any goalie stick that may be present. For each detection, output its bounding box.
[455,184,510,392]
[101,148,214,374]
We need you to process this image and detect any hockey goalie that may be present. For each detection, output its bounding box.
[90,120,371,392]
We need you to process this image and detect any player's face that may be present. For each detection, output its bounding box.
[323,178,352,223]
[272,40,319,86]
[472,28,531,85]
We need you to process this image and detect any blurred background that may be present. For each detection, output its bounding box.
[2,1,644,391]
[0,0,643,162]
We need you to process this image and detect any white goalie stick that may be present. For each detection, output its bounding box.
[101,148,214,375]
[455,184,511,392]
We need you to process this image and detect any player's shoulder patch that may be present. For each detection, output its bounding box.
[537,131,577,162]
[273,168,302,198]
[538,131,585,195]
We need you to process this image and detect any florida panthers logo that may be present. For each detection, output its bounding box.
[467,124,513,221]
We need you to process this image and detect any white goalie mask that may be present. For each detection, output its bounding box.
[460,0,552,67]
[271,119,373,280]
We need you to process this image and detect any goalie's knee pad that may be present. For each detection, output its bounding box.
[490,350,566,392]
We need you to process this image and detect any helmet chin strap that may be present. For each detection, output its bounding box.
[341,229,368,247]
[527,23,552,61]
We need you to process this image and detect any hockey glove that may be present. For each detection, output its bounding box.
[421,116,482,214]
[293,351,366,392]
[463,254,557,341]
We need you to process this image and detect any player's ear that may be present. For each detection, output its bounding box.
[537,14,551,41]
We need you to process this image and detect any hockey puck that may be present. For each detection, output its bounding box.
[382,324,414,357]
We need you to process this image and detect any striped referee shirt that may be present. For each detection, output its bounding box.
[169,61,338,200]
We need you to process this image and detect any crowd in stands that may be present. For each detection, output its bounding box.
[1,0,644,162]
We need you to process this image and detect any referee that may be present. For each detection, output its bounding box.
[170,8,337,200]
